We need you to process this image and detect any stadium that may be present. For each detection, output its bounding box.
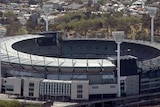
[1,31,160,106]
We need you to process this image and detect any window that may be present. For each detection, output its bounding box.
[77,84,83,98]
[29,83,34,87]
[77,85,83,89]
[110,85,116,88]
[92,86,98,89]
[29,83,34,93]
[120,80,125,87]
[6,88,14,91]
[121,82,125,85]
[121,87,125,94]
[77,94,82,98]
[6,85,14,91]
[29,92,34,96]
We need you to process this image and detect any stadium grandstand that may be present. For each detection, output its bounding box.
[1,31,160,107]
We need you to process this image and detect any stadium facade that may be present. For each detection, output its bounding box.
[0,31,160,102]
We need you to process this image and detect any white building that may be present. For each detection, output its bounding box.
[39,79,71,100]
[1,77,117,100]
[23,78,42,98]
[1,77,118,101]
[3,77,22,95]
[0,78,1,93]
[71,80,89,100]
[89,84,117,95]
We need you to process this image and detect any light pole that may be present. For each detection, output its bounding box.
[147,7,157,43]
[112,31,124,97]
[43,4,53,32]
[0,26,6,92]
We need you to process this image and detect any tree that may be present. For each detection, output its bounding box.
[3,11,23,36]
[11,0,20,3]
[26,18,37,33]
[135,30,148,40]
[87,0,92,6]
[154,14,160,34]
[0,100,21,107]
[141,14,150,29]
[98,0,106,5]
[3,11,17,21]
[6,21,22,36]
[112,11,123,17]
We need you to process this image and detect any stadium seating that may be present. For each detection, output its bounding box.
[12,38,160,61]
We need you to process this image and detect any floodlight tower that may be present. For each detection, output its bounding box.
[0,26,6,92]
[43,4,53,32]
[147,7,157,43]
[112,31,124,97]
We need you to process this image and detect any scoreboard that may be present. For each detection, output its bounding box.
[35,31,61,46]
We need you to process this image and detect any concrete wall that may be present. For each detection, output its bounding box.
[0,77,1,93]
[71,80,89,100]
[89,84,117,94]
[23,78,41,98]
[4,77,22,95]
[88,75,102,84]
[126,75,139,95]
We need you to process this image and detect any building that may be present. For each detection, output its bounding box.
[0,31,160,104]
[23,78,42,99]
[39,79,71,101]
[2,77,22,95]
[1,77,115,101]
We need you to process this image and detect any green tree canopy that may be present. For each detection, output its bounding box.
[0,100,21,107]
